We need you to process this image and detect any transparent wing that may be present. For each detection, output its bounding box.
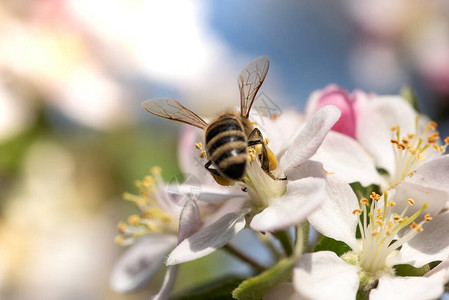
[239,56,270,118]
[141,98,208,129]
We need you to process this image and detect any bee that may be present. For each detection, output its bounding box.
[141,56,281,184]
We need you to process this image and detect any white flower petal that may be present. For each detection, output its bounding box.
[178,199,202,242]
[311,131,384,186]
[284,159,327,182]
[370,274,444,300]
[250,177,326,232]
[152,265,179,300]
[279,105,341,172]
[307,176,359,250]
[390,211,449,268]
[405,155,449,194]
[356,96,416,174]
[110,235,177,293]
[166,210,248,265]
[259,110,305,156]
[264,282,300,300]
[294,251,360,300]
[389,181,448,220]
[166,183,244,204]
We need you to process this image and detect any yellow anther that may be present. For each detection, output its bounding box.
[370,192,381,201]
[391,139,399,145]
[397,144,406,150]
[393,213,402,222]
[352,209,362,215]
[445,137,449,145]
[372,231,379,237]
[407,133,415,139]
[407,198,415,205]
[386,230,392,236]
[200,150,206,158]
[390,125,399,131]
[117,221,127,233]
[424,214,432,222]
[146,223,158,231]
[387,221,394,227]
[195,142,203,149]
[128,214,141,226]
[162,215,172,223]
[251,122,258,126]
[142,176,155,187]
[375,220,384,227]
[387,201,396,207]
[429,121,437,130]
[410,222,423,232]
[151,166,162,175]
[360,198,370,206]
[115,235,125,245]
[264,137,270,145]
[428,132,439,144]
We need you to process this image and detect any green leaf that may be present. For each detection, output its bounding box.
[232,257,296,300]
[394,264,430,277]
[171,276,245,300]
[314,236,351,256]
[401,85,420,112]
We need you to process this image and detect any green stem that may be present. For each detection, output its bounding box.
[273,231,293,256]
[258,232,282,260]
[223,244,266,272]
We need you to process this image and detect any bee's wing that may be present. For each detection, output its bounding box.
[238,56,270,118]
[141,98,208,129]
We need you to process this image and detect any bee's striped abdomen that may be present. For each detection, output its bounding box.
[205,115,248,180]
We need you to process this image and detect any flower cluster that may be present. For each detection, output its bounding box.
[111,84,449,300]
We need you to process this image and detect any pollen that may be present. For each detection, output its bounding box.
[424,214,432,222]
[195,142,203,149]
[117,221,127,233]
[360,198,370,206]
[353,209,362,215]
[264,138,270,145]
[151,166,162,175]
[200,150,206,158]
[428,132,439,144]
[393,213,402,223]
[387,201,396,207]
[114,235,125,245]
[370,192,381,201]
[375,220,384,227]
[429,121,438,130]
[128,214,141,226]
[407,198,415,205]
[410,222,423,232]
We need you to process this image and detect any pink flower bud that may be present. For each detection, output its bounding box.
[312,85,358,139]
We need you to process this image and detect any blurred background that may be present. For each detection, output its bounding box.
[1,0,449,299]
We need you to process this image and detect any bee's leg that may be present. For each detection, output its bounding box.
[248,128,270,172]
[248,128,287,181]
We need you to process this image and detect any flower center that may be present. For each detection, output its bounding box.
[115,167,179,246]
[388,119,449,186]
[239,146,287,212]
[349,192,431,283]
